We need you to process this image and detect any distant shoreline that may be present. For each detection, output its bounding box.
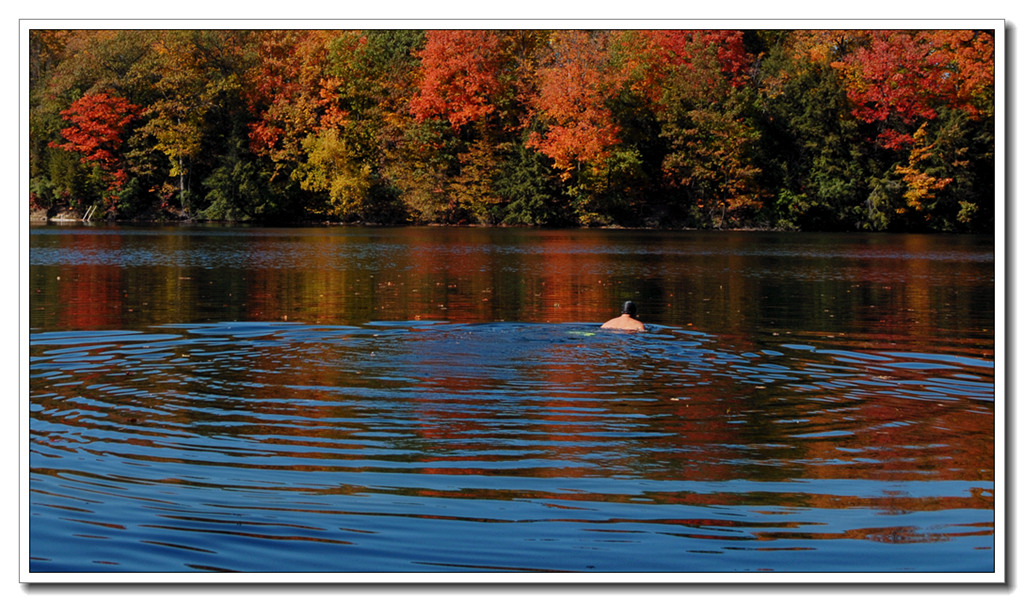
[29,213,992,236]
[25,208,811,233]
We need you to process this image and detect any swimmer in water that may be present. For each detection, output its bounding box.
[601,300,645,332]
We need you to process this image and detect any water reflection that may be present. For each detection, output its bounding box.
[29,322,994,571]
[29,226,994,345]
[28,226,995,573]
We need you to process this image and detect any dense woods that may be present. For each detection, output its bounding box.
[28,28,996,232]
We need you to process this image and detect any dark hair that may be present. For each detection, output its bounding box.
[622,300,638,318]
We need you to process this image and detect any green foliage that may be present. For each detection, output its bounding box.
[753,32,891,231]
[201,152,266,221]
[494,140,565,226]
[902,107,994,232]
[864,172,907,231]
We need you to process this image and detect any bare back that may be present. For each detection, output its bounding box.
[600,314,645,332]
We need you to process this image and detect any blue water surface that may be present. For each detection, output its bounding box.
[29,321,995,573]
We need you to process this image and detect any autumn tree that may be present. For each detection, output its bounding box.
[750,30,874,230]
[528,30,620,176]
[408,30,510,223]
[245,30,423,222]
[411,30,504,132]
[832,29,995,230]
[524,30,626,225]
[27,27,996,232]
[245,31,338,178]
[618,30,761,227]
[296,30,423,222]
[407,30,560,225]
[128,30,253,217]
[407,30,496,222]
[30,30,156,214]
[280,30,367,219]
[832,30,993,149]
[325,29,423,223]
[49,91,143,212]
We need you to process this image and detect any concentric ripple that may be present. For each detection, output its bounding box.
[29,321,995,573]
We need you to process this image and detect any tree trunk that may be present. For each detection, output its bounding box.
[179,158,189,219]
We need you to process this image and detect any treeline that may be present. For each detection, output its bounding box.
[28,29,995,232]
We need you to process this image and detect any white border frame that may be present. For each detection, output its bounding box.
[17,17,1006,586]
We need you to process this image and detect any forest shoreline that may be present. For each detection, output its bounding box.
[30,206,799,231]
[33,208,965,235]
[29,29,996,235]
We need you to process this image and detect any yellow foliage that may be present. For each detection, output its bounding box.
[296,129,373,218]
[895,126,953,212]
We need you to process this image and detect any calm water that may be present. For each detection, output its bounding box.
[27,225,997,574]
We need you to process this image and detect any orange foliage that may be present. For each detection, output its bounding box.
[527,30,621,177]
[616,29,750,107]
[410,30,504,131]
[245,30,350,168]
[894,125,954,212]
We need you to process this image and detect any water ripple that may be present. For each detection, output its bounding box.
[29,322,994,572]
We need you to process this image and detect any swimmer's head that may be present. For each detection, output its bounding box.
[622,300,638,318]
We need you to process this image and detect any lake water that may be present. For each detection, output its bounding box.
[26,225,998,576]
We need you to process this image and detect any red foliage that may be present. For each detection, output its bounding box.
[410,30,504,130]
[833,30,995,149]
[50,91,142,192]
[617,30,750,107]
